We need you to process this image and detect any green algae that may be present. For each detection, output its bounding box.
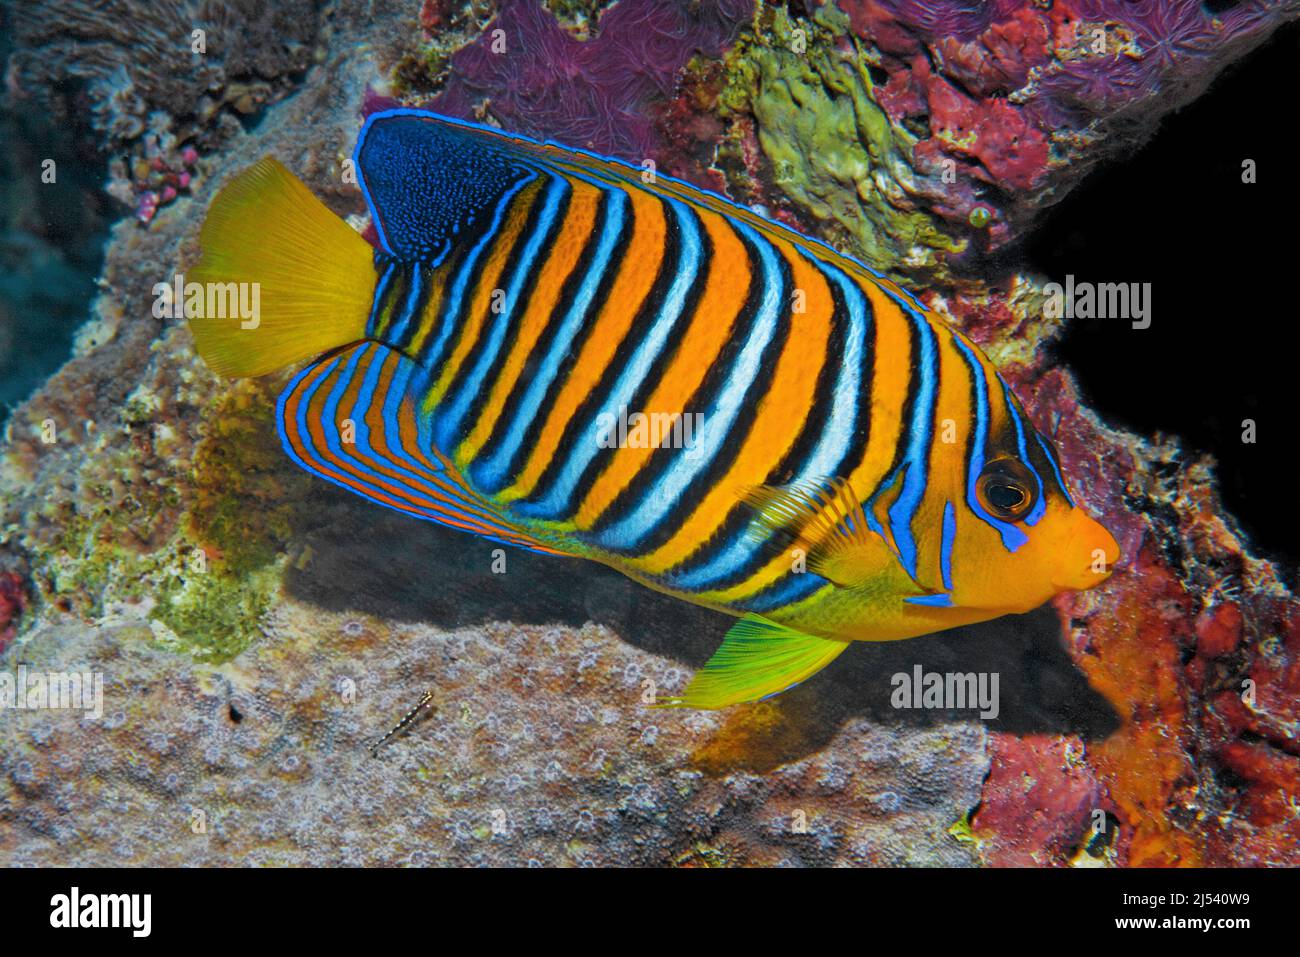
[672,841,735,867]
[716,4,964,281]
[25,379,318,664]
[947,809,979,845]
[545,0,607,37]
[150,560,282,662]
[185,381,316,577]
[166,380,318,661]
[392,47,450,98]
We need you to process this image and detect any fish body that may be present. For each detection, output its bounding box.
[189,109,1118,707]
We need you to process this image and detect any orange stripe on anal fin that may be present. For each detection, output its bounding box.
[391,367,570,556]
[355,349,512,535]
[282,344,570,552]
[281,350,460,518]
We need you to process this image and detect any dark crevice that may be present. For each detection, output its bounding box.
[0,72,114,421]
[1028,19,1300,569]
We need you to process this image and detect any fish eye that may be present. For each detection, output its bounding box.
[977,459,1036,521]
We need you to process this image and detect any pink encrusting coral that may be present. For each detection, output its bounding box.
[112,138,201,225]
[0,572,27,654]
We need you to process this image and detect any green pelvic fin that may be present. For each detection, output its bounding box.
[658,614,850,710]
[742,479,923,591]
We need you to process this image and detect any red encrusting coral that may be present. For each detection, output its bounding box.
[973,733,1105,866]
[0,571,28,654]
[837,0,1293,254]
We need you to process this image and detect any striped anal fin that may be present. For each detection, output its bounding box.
[277,341,564,556]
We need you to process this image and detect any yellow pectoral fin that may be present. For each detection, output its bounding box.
[657,615,851,710]
[742,479,933,594]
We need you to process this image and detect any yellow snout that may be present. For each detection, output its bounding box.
[1052,510,1120,591]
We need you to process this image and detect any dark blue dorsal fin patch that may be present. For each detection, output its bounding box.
[355,110,538,263]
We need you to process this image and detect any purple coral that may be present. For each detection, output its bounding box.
[429,0,753,162]
[862,0,1002,42]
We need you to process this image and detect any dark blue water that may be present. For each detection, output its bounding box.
[0,71,113,419]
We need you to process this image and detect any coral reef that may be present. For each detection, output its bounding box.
[0,603,985,865]
[5,0,324,220]
[1,0,1297,866]
[707,0,1299,281]
[7,0,323,151]
[428,0,753,161]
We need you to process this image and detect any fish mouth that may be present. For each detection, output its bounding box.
[1053,512,1120,591]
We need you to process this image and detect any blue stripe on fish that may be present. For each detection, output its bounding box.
[435,173,570,447]
[521,196,705,524]
[736,572,828,614]
[472,180,629,493]
[666,253,869,590]
[950,335,1028,552]
[416,170,538,370]
[1035,432,1076,508]
[592,215,778,549]
[940,499,956,592]
[1002,382,1046,527]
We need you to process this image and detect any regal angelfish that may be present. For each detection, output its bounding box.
[188,109,1119,708]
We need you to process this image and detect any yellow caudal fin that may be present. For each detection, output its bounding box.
[187,157,374,378]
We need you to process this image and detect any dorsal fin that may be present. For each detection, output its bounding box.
[277,340,565,556]
[355,111,538,262]
[352,110,916,308]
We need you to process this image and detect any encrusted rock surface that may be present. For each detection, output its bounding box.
[2,602,985,866]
